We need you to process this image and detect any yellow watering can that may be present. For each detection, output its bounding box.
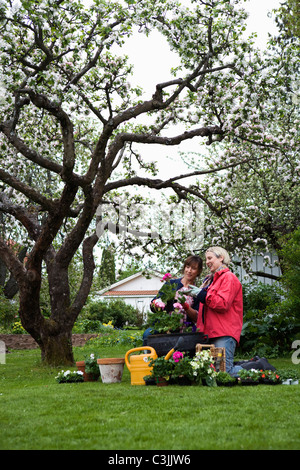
[125,337,185,385]
[125,346,157,385]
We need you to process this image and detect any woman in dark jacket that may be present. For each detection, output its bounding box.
[143,255,203,342]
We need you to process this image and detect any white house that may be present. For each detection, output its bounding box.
[233,252,282,285]
[96,271,164,320]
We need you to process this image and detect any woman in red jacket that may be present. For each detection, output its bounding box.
[190,246,243,377]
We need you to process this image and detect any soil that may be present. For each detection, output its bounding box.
[0,333,99,351]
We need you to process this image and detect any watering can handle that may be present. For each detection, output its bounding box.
[125,346,157,370]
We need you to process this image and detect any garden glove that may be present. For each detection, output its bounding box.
[188,285,202,296]
[188,285,208,303]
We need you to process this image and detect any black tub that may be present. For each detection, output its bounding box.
[145,332,208,357]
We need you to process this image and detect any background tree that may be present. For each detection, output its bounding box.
[177,2,299,277]
[97,245,116,289]
[0,0,297,364]
[279,228,300,313]
[275,0,300,39]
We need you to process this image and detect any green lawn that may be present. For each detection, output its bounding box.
[0,346,299,450]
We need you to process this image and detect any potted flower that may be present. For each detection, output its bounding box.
[260,370,281,385]
[190,350,217,386]
[143,374,156,386]
[216,371,237,387]
[55,370,84,383]
[171,351,194,385]
[278,368,299,385]
[237,368,262,385]
[76,353,100,381]
[84,353,100,380]
[148,356,174,386]
[148,272,194,335]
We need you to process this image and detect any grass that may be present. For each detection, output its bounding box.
[0,346,300,451]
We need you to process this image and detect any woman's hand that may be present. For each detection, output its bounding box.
[182,302,198,322]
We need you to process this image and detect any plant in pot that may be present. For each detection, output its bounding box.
[277,368,299,385]
[55,370,84,383]
[216,371,237,386]
[190,350,217,386]
[237,368,262,385]
[76,353,100,381]
[148,356,174,386]
[84,353,100,380]
[260,370,281,385]
[147,272,196,334]
[171,351,194,385]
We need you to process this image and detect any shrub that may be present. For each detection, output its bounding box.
[86,327,143,348]
[81,299,142,328]
[72,318,103,333]
[242,282,282,314]
[0,290,19,330]
[12,320,26,334]
[279,227,300,301]
[238,282,298,357]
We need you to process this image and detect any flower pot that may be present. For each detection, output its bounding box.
[156,377,168,387]
[144,376,156,386]
[240,379,259,386]
[216,381,236,387]
[261,379,280,385]
[76,361,99,382]
[176,376,193,386]
[97,358,125,383]
[145,332,208,357]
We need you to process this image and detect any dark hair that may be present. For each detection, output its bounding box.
[182,255,203,276]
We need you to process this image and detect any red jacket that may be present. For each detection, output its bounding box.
[196,268,243,343]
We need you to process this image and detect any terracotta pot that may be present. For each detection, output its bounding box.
[75,361,99,382]
[156,377,168,387]
[97,358,125,383]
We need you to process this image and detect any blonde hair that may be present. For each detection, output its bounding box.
[206,246,231,266]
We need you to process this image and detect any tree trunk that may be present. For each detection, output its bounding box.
[17,235,97,366]
[18,263,76,366]
[20,311,75,366]
[39,327,74,366]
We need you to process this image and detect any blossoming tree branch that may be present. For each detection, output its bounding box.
[0,0,298,364]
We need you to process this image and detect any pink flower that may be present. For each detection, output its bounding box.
[173,351,183,362]
[173,302,183,310]
[162,273,172,281]
[152,299,165,310]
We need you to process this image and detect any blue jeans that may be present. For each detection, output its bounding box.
[210,336,242,377]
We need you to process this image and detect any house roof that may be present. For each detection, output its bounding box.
[97,270,163,297]
[103,290,158,297]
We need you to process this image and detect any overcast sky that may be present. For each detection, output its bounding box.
[95,0,283,258]
[124,0,282,91]
[116,0,283,180]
